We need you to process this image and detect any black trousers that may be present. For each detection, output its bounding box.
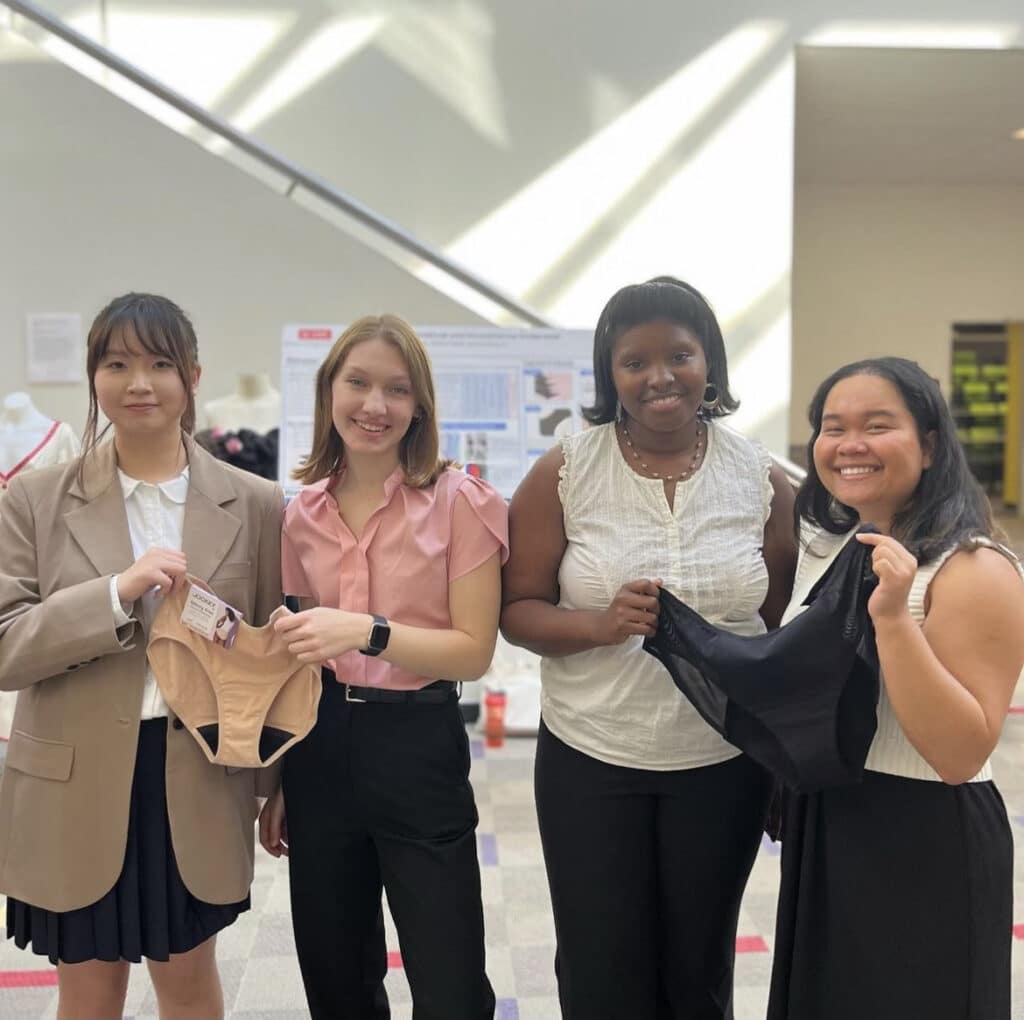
[283,671,495,1020]
[535,720,771,1020]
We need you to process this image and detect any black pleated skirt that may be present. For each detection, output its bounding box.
[4,718,250,965]
[768,769,1012,1020]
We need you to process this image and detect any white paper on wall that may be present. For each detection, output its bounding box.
[25,313,84,384]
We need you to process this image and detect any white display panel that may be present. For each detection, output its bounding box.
[279,325,594,498]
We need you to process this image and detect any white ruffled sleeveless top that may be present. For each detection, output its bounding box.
[541,420,774,770]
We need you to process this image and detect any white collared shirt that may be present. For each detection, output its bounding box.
[108,467,189,719]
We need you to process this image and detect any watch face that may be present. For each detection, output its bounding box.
[369,622,390,651]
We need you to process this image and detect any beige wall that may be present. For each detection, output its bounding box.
[790,183,1024,455]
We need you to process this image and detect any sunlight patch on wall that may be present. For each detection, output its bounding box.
[206,13,385,153]
[376,0,509,148]
[419,20,786,300]
[727,308,791,438]
[587,72,631,129]
[804,20,1022,49]
[51,6,294,133]
[0,21,44,63]
[548,59,795,331]
[289,186,523,326]
[543,59,796,448]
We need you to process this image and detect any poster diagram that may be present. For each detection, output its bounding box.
[279,325,594,498]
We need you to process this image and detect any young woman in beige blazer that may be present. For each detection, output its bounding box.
[0,293,284,1020]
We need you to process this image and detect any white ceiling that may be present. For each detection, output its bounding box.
[796,46,1024,186]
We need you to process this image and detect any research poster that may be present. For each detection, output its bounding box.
[279,325,594,498]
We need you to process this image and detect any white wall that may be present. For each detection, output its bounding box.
[790,184,1024,450]
[0,57,482,438]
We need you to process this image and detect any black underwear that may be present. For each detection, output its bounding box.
[643,528,880,792]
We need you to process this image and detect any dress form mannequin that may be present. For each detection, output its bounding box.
[1,392,55,468]
[204,373,281,433]
[1,392,80,491]
[0,392,80,741]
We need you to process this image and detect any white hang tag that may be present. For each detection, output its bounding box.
[180,583,244,649]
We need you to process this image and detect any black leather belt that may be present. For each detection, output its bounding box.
[345,681,458,704]
[323,668,458,704]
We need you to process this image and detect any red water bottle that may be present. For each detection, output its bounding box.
[484,689,507,748]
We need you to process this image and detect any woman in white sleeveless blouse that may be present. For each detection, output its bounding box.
[502,277,797,1019]
[768,357,1024,1020]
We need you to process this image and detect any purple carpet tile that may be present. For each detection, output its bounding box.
[479,833,499,866]
[496,998,520,1020]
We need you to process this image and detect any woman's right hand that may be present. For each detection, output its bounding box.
[593,579,662,645]
[258,788,288,858]
[116,548,188,603]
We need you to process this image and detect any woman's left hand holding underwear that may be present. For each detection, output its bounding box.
[855,532,917,624]
[273,608,374,665]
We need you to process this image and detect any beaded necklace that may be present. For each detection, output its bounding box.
[619,419,705,482]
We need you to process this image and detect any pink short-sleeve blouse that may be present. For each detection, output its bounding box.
[281,466,508,690]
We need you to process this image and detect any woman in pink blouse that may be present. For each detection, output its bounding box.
[258,314,507,1020]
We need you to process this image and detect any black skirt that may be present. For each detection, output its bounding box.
[768,769,1012,1020]
[5,718,250,965]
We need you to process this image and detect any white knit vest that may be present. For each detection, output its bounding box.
[784,528,1020,782]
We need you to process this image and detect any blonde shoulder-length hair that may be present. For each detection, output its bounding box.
[293,314,445,488]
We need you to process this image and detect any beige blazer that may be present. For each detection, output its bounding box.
[0,435,284,912]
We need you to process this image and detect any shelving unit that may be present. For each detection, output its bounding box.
[950,324,1010,499]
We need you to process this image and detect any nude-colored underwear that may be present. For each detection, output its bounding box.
[148,576,321,768]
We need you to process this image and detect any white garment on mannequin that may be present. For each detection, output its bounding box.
[204,373,281,433]
[0,393,81,741]
[1,392,56,469]
[0,393,80,492]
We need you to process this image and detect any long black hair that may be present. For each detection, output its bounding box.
[582,276,738,425]
[795,357,994,564]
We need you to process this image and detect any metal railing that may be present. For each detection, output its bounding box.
[774,453,807,487]
[1,0,552,327]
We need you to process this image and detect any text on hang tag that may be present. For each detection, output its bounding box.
[181,583,244,649]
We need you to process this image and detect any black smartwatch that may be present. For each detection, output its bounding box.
[359,614,391,657]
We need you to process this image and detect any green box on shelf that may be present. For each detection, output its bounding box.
[953,365,979,381]
[967,402,1003,416]
[968,426,1003,443]
[961,381,991,399]
[981,364,1008,380]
